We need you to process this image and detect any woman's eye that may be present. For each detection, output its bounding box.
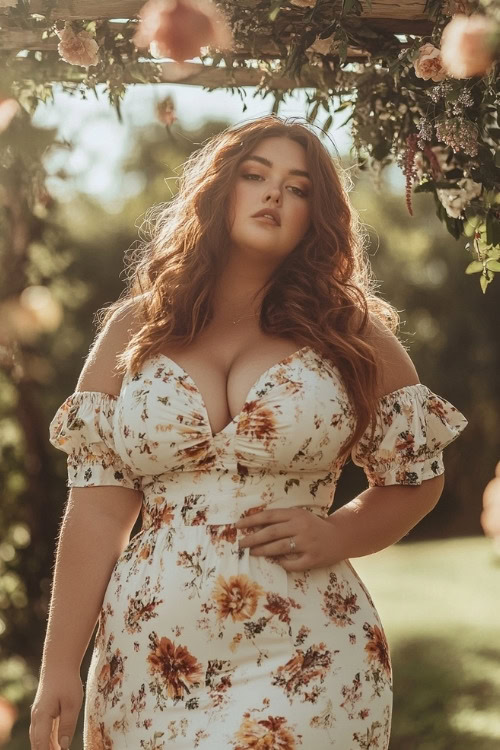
[242,173,307,197]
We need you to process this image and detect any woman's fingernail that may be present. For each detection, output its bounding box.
[60,737,70,749]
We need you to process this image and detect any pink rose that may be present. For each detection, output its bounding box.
[0,97,20,132]
[55,21,99,68]
[441,13,497,79]
[133,0,233,62]
[414,42,448,82]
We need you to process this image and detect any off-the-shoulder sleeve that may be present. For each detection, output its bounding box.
[350,384,468,487]
[48,390,142,490]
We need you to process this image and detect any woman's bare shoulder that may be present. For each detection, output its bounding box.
[364,313,420,398]
[75,297,145,396]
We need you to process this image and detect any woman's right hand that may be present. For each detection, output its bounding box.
[29,670,84,750]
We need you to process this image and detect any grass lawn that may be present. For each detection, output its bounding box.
[9,536,500,749]
[352,535,500,750]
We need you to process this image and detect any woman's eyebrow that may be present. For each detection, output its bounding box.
[241,155,311,181]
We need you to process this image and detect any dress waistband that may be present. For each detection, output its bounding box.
[139,475,335,530]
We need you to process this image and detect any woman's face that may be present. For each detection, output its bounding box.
[227,136,312,263]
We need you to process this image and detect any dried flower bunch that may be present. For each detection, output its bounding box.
[0,0,498,289]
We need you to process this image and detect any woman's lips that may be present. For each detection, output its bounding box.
[253,216,279,226]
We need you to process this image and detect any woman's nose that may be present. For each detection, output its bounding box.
[264,186,282,203]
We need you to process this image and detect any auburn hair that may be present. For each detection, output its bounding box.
[97,114,399,459]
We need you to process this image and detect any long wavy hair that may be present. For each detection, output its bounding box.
[97,114,399,459]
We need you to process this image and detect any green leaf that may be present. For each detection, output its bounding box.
[269,1,281,22]
[480,273,490,294]
[465,261,483,274]
[342,0,357,14]
[308,99,321,124]
[322,114,333,134]
[485,260,500,272]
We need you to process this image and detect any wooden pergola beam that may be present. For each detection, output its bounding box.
[0,0,435,43]
[0,19,432,53]
[8,57,361,90]
[159,60,358,90]
[1,0,432,21]
[0,29,383,60]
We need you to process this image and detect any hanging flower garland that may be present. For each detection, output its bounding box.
[0,0,498,290]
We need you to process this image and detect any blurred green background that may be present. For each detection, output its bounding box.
[1,84,499,748]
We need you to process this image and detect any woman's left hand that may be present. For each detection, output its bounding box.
[235,508,343,572]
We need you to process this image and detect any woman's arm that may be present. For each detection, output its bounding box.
[327,315,443,560]
[40,486,142,676]
[326,475,444,561]
[41,299,144,676]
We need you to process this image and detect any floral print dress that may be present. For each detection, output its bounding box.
[48,345,468,749]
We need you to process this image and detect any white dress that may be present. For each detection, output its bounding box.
[49,345,468,749]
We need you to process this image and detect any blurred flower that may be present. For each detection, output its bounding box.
[436,176,482,218]
[55,21,100,68]
[414,42,448,82]
[20,286,63,331]
[156,95,177,126]
[481,461,500,548]
[435,116,479,157]
[0,97,20,132]
[0,696,18,746]
[441,13,497,79]
[0,288,63,346]
[133,0,233,62]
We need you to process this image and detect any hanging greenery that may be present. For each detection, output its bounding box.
[0,0,499,290]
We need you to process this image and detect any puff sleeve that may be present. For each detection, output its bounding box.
[350,384,468,487]
[48,390,142,490]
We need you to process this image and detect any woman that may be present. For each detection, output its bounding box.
[31,115,468,750]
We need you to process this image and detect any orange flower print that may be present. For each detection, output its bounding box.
[233,713,301,749]
[162,502,175,524]
[428,396,450,424]
[352,718,385,749]
[264,592,302,633]
[208,523,238,546]
[321,571,360,626]
[147,633,204,702]
[95,602,113,649]
[238,401,279,440]
[340,671,363,719]
[212,574,264,622]
[396,431,415,454]
[363,623,391,678]
[97,648,126,705]
[84,715,113,750]
[271,643,334,703]
[124,591,164,634]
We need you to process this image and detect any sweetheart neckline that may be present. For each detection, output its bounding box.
[150,345,314,440]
